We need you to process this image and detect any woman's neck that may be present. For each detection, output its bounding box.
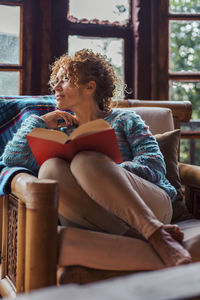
[74,100,111,125]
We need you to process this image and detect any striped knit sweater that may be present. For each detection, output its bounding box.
[2,108,177,200]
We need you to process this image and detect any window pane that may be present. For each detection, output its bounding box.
[192,139,200,165]
[180,123,200,166]
[180,139,190,164]
[0,72,19,95]
[0,5,20,64]
[68,35,124,82]
[170,21,200,72]
[169,81,200,119]
[68,0,129,25]
[169,0,200,14]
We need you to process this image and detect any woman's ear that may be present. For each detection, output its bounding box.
[86,81,96,94]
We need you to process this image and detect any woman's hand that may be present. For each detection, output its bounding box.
[41,110,78,129]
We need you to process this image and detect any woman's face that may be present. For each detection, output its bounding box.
[53,68,83,111]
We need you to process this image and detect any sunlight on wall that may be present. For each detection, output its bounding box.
[69,0,129,24]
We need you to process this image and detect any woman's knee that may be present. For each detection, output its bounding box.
[38,157,68,179]
[70,151,109,176]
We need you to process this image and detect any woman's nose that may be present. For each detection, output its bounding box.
[54,81,62,91]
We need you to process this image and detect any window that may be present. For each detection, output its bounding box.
[65,0,135,98]
[169,1,200,119]
[168,0,200,165]
[152,1,200,164]
[0,1,136,96]
[0,2,23,95]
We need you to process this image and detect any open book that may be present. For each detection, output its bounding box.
[26,118,122,166]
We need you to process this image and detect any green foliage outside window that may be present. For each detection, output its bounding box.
[169,0,200,165]
[169,0,200,13]
[170,82,200,120]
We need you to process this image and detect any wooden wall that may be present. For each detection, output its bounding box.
[22,0,67,95]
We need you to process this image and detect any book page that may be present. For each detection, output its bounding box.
[70,119,111,140]
[27,128,69,144]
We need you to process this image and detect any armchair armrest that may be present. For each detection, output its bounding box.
[179,163,200,187]
[179,162,200,218]
[12,173,59,291]
[11,172,42,199]
[0,172,59,296]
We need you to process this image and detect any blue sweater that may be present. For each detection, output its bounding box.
[2,108,177,200]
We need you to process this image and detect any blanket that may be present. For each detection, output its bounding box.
[0,95,56,196]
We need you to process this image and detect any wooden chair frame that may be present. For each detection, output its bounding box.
[0,100,199,298]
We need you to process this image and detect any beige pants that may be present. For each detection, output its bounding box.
[38,151,172,240]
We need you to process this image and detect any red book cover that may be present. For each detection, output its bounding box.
[26,119,122,166]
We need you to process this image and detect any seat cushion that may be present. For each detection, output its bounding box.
[58,224,200,272]
[179,219,200,263]
[58,227,164,271]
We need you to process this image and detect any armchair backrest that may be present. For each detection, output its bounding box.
[123,107,174,134]
[115,99,192,131]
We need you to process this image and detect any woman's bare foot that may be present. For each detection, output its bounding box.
[149,226,192,267]
[163,224,184,243]
[125,224,184,243]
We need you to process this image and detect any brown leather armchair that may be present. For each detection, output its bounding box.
[0,99,200,298]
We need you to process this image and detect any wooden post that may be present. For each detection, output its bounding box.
[23,180,58,292]
[16,199,26,293]
[1,196,8,280]
[0,196,3,264]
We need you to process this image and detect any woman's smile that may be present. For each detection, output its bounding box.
[55,94,64,101]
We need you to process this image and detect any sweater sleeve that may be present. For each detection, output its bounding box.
[2,115,46,173]
[119,113,166,184]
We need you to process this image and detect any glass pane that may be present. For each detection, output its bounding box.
[0,5,20,64]
[68,35,124,83]
[170,81,200,119]
[169,0,200,14]
[170,21,200,72]
[180,139,190,164]
[180,125,200,166]
[68,0,129,25]
[193,139,200,165]
[0,72,19,95]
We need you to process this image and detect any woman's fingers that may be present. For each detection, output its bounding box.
[56,111,78,127]
[42,110,78,129]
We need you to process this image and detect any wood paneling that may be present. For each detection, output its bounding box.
[23,0,53,95]
[136,0,152,100]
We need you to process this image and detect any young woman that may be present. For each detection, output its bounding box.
[2,49,191,267]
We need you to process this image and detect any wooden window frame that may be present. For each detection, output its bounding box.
[63,0,136,98]
[0,0,23,94]
[169,5,200,90]
[150,0,200,100]
[0,0,138,97]
[0,0,57,95]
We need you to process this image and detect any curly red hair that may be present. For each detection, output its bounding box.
[49,49,120,112]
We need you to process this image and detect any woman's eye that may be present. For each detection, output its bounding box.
[52,79,59,87]
[51,75,69,88]
[63,76,69,82]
